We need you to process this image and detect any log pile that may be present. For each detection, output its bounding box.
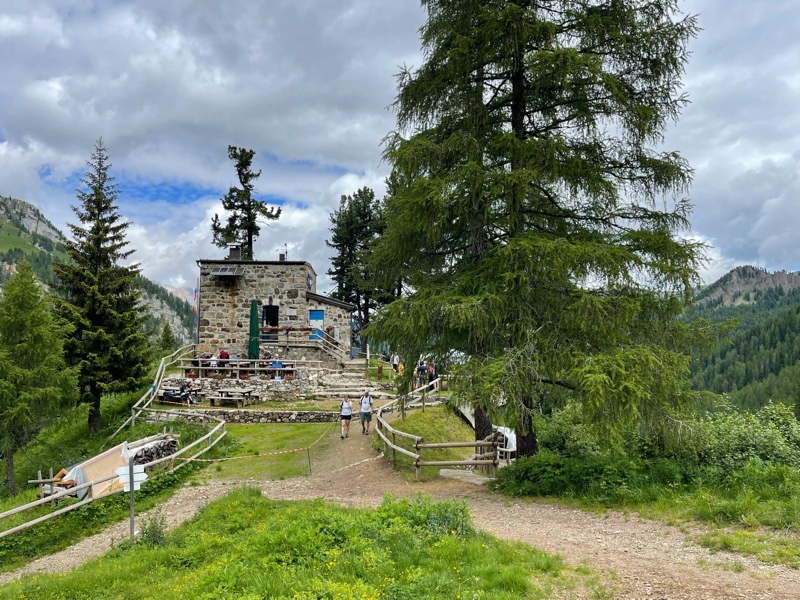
[133,439,178,465]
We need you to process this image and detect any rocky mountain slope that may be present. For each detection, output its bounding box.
[0,195,194,344]
[695,265,800,308]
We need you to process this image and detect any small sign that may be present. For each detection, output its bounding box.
[116,465,148,491]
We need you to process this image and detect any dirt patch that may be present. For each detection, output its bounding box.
[3,428,800,599]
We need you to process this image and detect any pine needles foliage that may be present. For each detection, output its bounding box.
[370,0,709,450]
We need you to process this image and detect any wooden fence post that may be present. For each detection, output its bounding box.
[392,431,396,467]
[48,468,54,506]
[415,438,421,481]
[37,469,42,502]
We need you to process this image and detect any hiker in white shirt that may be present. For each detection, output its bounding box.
[359,390,374,434]
[340,396,353,439]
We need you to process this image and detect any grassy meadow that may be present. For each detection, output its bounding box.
[0,488,605,600]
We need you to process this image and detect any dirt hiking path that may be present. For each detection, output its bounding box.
[3,426,800,599]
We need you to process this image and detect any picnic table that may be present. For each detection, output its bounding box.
[208,387,256,408]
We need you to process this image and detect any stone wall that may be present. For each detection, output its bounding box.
[178,409,339,424]
[164,375,315,402]
[306,296,351,345]
[197,260,315,354]
[196,260,353,362]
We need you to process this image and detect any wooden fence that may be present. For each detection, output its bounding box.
[0,406,226,540]
[374,378,500,480]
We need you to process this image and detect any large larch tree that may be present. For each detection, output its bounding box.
[370,0,707,453]
[53,139,148,433]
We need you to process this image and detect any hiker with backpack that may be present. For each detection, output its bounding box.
[359,390,374,435]
[340,396,353,439]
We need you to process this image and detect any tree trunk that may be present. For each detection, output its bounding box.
[88,392,102,434]
[5,450,17,496]
[474,406,493,441]
[515,394,539,457]
[515,424,538,457]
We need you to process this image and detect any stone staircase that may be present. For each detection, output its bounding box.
[340,358,367,376]
[314,365,395,400]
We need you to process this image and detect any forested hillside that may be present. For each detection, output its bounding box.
[689,265,800,410]
[0,195,194,343]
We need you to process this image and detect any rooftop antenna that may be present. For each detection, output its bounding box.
[275,243,288,261]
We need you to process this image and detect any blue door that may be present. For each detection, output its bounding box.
[309,310,324,340]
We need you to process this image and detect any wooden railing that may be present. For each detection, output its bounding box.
[0,409,226,540]
[106,344,195,443]
[374,378,499,479]
[260,328,347,363]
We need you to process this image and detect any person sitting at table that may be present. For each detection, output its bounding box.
[218,348,229,367]
[179,379,197,405]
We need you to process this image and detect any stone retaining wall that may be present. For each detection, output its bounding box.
[179,409,339,424]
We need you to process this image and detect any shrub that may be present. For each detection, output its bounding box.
[697,404,800,475]
[139,508,168,548]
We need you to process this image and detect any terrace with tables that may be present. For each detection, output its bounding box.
[178,356,325,381]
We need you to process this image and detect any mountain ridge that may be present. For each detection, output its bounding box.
[0,195,194,344]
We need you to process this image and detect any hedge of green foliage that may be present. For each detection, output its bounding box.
[493,402,800,526]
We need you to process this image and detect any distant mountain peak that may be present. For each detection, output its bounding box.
[697,265,800,307]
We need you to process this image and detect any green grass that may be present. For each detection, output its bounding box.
[195,422,338,482]
[0,383,242,573]
[377,406,475,481]
[0,488,601,599]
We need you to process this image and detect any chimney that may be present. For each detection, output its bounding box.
[227,245,241,260]
[279,253,286,262]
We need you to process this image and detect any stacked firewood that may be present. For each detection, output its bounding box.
[132,439,178,465]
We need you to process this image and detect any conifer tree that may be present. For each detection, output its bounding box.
[158,322,178,355]
[53,139,148,433]
[326,187,396,351]
[0,261,77,494]
[211,146,281,260]
[371,0,707,453]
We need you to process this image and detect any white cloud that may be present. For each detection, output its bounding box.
[1,0,800,291]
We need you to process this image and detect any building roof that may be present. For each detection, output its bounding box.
[307,291,355,311]
[196,259,316,275]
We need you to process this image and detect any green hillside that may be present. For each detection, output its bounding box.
[688,266,800,411]
[0,195,194,341]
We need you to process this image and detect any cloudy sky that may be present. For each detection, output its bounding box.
[0,0,798,294]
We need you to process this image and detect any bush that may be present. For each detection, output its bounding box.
[139,508,168,548]
[697,403,800,475]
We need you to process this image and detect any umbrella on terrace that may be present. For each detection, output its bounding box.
[248,299,260,360]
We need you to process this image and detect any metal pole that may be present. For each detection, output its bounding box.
[129,456,135,544]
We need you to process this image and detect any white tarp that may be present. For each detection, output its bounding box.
[62,442,130,500]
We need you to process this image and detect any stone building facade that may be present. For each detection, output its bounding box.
[196,254,353,362]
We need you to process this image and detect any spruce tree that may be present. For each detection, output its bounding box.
[158,322,178,355]
[0,261,77,494]
[211,146,281,260]
[53,139,148,433]
[371,0,707,453]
